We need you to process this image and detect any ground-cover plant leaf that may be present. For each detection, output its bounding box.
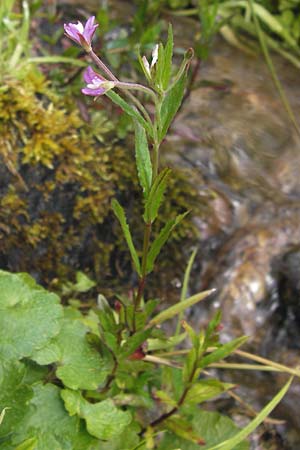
[112,199,142,275]
[158,407,249,449]
[0,271,63,361]
[14,437,38,450]
[32,312,111,390]
[10,383,97,450]
[0,360,33,441]
[134,121,152,197]
[99,422,141,450]
[62,271,96,295]
[62,389,132,441]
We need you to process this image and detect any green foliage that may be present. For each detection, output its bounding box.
[0,0,82,81]
[0,272,251,450]
[0,8,292,450]
[0,270,62,361]
[144,0,300,68]
[112,199,142,275]
[146,212,189,274]
[134,121,152,198]
[33,313,111,390]
[0,361,33,440]
[159,407,250,449]
[212,0,300,68]
[106,90,153,137]
[144,168,171,223]
[62,390,132,440]
[10,383,97,450]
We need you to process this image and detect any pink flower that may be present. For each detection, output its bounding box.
[81,66,116,97]
[64,16,98,51]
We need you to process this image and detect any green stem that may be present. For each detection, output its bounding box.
[115,81,156,100]
[134,222,152,317]
[175,247,197,337]
[89,49,153,128]
[152,142,160,179]
[145,356,198,431]
[152,96,163,178]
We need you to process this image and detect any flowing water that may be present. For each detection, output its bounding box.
[164,16,300,449]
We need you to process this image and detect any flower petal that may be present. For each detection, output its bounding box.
[82,87,106,96]
[83,16,98,42]
[64,23,81,43]
[64,16,98,50]
[83,67,104,84]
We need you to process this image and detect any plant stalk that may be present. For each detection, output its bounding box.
[134,222,152,315]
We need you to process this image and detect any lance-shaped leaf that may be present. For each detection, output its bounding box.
[134,121,152,197]
[112,199,141,276]
[159,71,186,140]
[148,289,215,327]
[154,24,174,92]
[158,48,193,141]
[185,379,235,405]
[146,211,188,273]
[154,43,165,90]
[199,336,248,369]
[106,90,153,138]
[143,168,171,224]
[62,389,132,441]
[138,49,152,83]
[147,332,186,351]
[161,23,174,90]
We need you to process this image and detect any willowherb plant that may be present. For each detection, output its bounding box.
[62,15,294,447]
[0,13,295,450]
[64,16,194,320]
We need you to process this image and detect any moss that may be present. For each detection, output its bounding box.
[0,70,203,298]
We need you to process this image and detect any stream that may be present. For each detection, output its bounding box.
[163,15,300,449]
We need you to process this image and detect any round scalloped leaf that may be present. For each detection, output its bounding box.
[10,383,97,450]
[0,360,33,440]
[33,315,111,390]
[55,319,110,390]
[62,389,132,441]
[0,271,63,360]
